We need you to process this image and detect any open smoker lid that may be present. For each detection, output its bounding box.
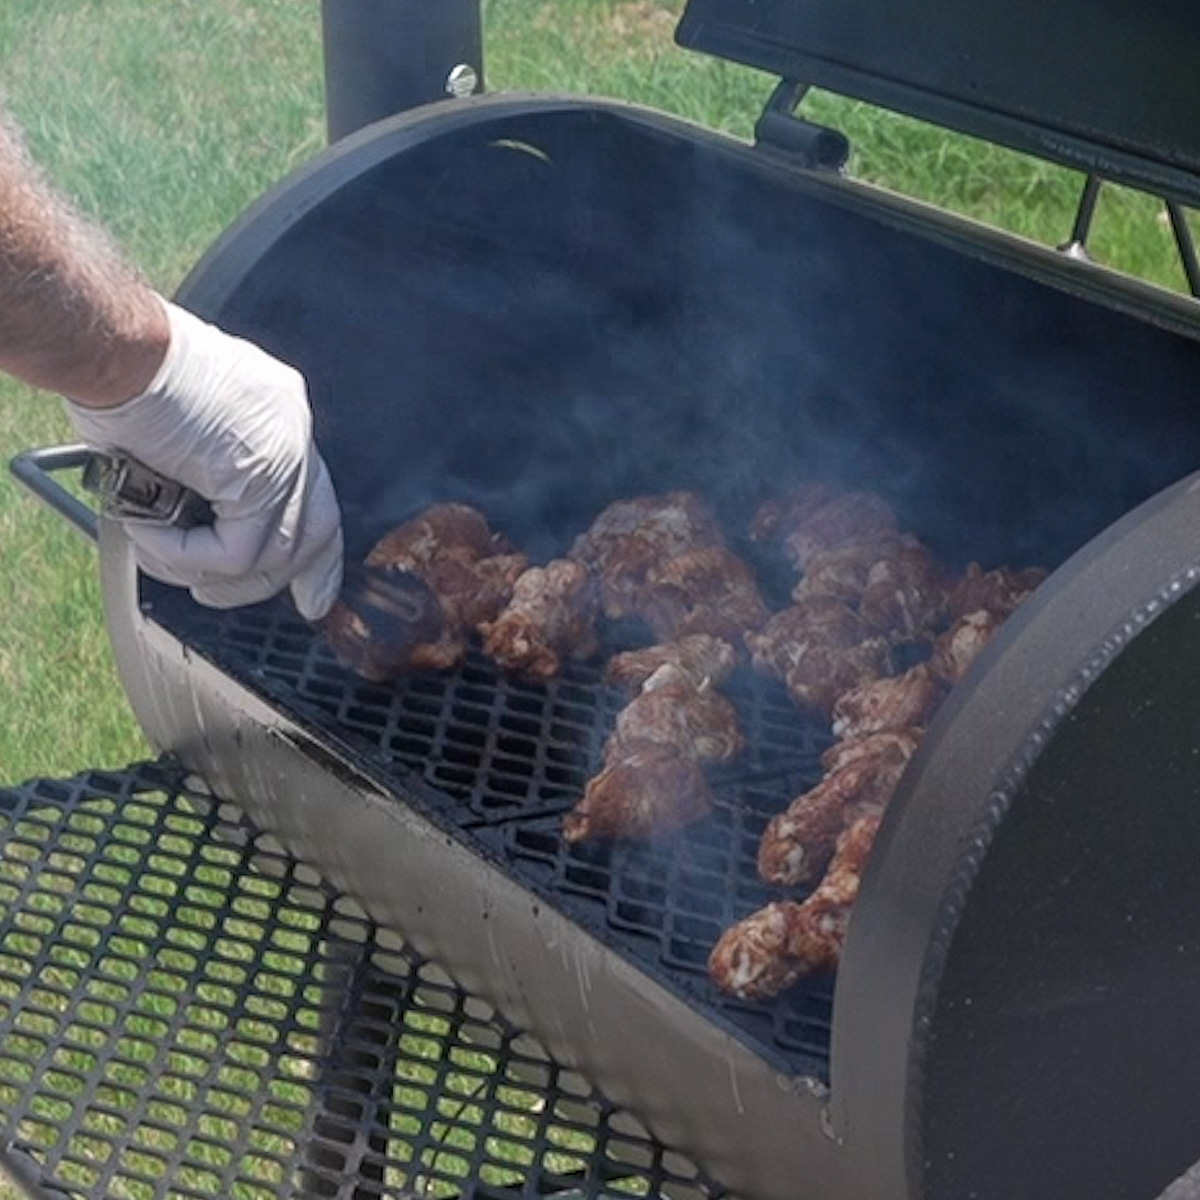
[676,0,1200,207]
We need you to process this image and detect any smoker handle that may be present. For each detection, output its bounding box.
[9,444,99,543]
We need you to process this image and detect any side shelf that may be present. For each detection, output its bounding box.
[0,762,719,1200]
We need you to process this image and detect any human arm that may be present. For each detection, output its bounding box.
[0,113,343,619]
[0,114,169,406]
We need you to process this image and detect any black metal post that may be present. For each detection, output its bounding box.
[320,0,484,143]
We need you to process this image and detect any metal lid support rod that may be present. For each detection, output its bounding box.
[1164,200,1200,298]
[1059,173,1103,260]
[320,0,484,142]
[1060,173,1200,297]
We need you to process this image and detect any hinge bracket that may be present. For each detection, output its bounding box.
[754,80,850,171]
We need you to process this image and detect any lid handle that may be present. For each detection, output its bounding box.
[754,80,849,172]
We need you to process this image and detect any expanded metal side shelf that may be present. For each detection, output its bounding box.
[0,762,722,1200]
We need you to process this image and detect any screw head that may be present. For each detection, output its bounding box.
[446,64,479,99]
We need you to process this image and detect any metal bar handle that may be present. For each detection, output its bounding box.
[9,444,99,543]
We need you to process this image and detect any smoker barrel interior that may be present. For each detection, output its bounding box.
[98,94,1200,1200]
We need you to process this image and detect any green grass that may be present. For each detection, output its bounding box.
[0,0,1194,785]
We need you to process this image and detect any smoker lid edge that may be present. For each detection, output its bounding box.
[676,1,1200,209]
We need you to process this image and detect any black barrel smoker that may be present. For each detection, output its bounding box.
[14,3,1200,1199]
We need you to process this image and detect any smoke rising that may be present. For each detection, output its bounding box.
[208,105,1200,577]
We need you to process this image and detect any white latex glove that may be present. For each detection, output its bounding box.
[67,299,344,620]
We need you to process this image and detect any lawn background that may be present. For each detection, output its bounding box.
[0,0,1194,784]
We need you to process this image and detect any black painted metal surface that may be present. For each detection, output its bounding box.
[918,559,1200,1200]
[321,0,483,141]
[0,763,719,1200]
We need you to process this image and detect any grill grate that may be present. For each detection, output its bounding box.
[149,588,839,1081]
[0,763,723,1200]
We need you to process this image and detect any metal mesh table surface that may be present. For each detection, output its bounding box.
[0,762,724,1200]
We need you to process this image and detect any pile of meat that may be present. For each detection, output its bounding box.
[320,486,1044,1003]
[710,486,1043,999]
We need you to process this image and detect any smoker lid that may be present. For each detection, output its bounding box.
[676,0,1200,207]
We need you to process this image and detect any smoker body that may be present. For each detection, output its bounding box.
[92,93,1200,1200]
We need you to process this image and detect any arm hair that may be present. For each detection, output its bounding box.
[0,109,169,407]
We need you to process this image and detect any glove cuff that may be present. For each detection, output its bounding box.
[66,297,203,427]
[138,294,188,399]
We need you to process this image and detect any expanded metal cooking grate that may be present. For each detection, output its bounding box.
[147,587,839,1081]
[0,763,723,1200]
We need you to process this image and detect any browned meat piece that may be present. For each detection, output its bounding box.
[781,810,882,972]
[746,597,892,715]
[365,503,526,632]
[928,609,1006,687]
[450,553,532,630]
[605,665,745,766]
[710,812,882,999]
[562,744,714,843]
[605,634,738,695]
[791,536,908,605]
[567,656,744,843]
[745,596,875,677]
[830,663,945,741]
[758,732,914,886]
[568,491,725,621]
[707,900,808,1001]
[926,562,1046,687]
[749,482,838,543]
[640,544,771,642]
[783,642,892,715]
[947,563,1047,621]
[858,541,950,642]
[368,502,511,565]
[790,532,948,646]
[323,503,528,678]
[570,493,769,646]
[777,491,900,573]
[819,725,925,774]
[480,559,600,681]
[389,551,528,672]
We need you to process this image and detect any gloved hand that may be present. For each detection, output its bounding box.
[67,299,344,620]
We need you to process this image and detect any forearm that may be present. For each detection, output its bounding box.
[0,112,169,408]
